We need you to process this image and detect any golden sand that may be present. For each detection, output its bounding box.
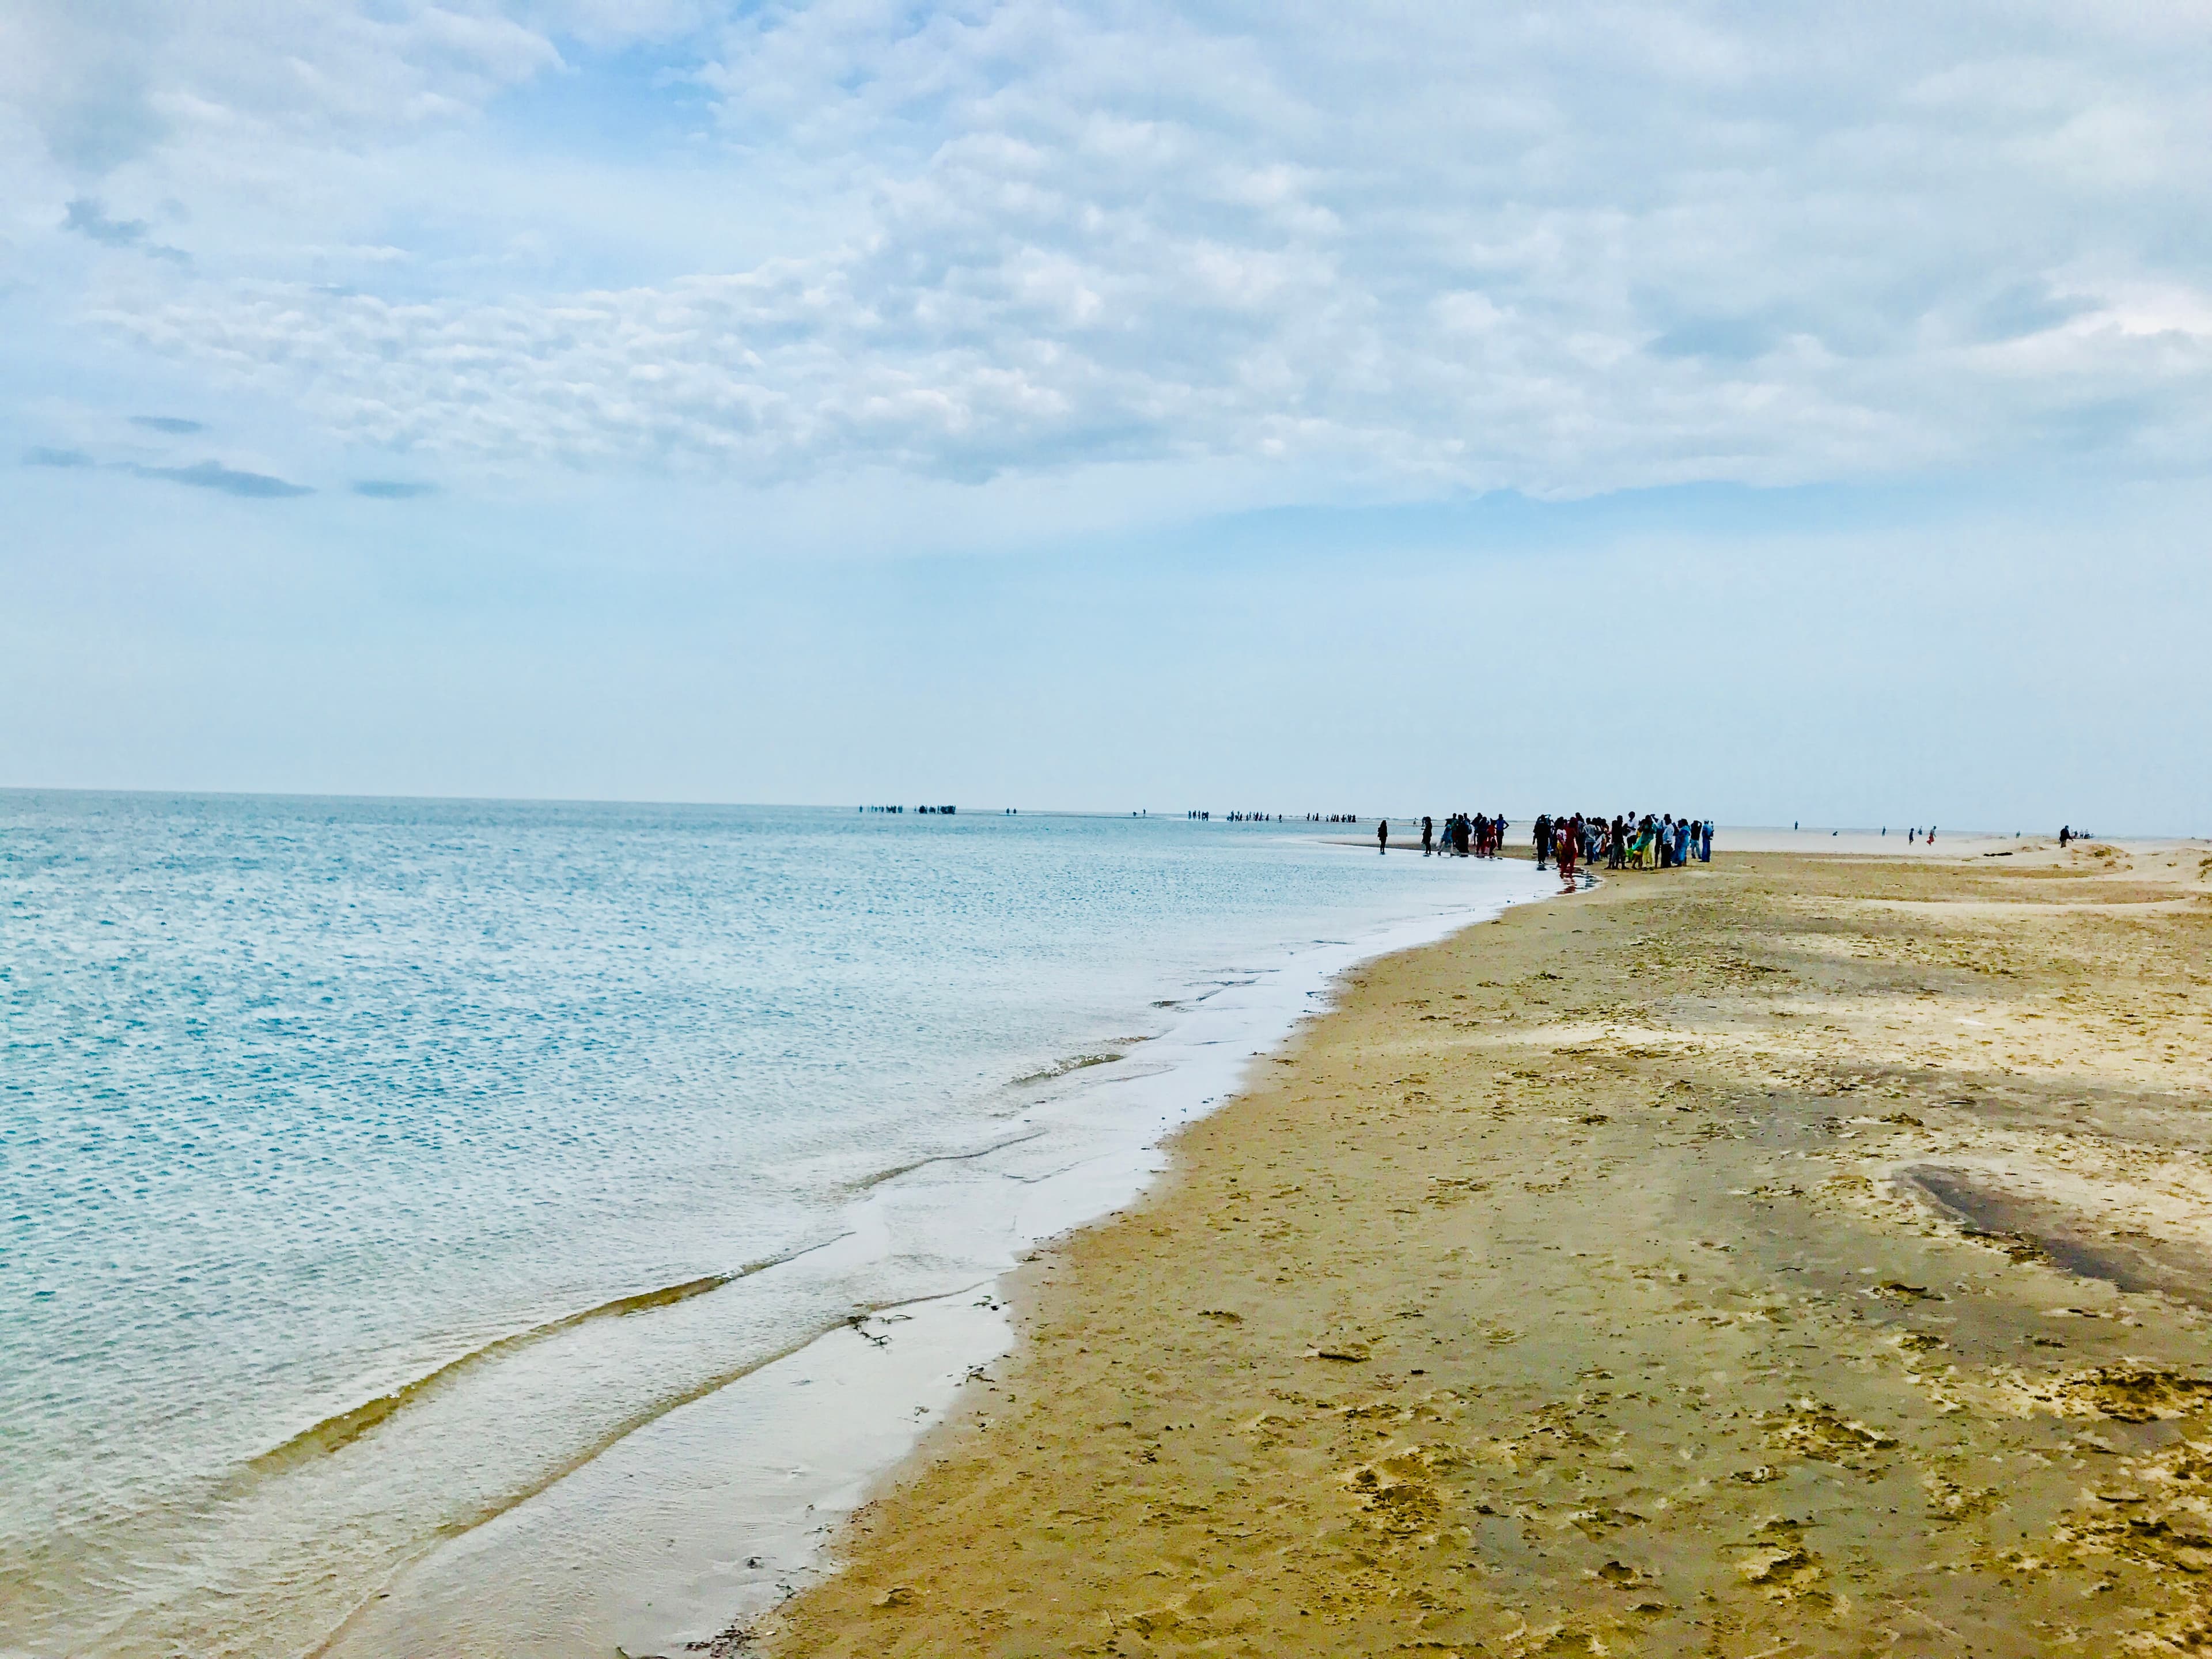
[763,842,2212,1657]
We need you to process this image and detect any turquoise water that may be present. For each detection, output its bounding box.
[1,793,1531,1656]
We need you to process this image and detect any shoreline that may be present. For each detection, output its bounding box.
[316,855,1551,1659]
[763,839,2212,1657]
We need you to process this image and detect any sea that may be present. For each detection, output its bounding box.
[0,793,1544,1658]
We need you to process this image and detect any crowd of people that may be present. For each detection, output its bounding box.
[1413,812,1515,858]
[1382,810,1716,892]
[1549,812,1713,889]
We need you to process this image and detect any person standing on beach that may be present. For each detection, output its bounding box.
[1378,819,1389,854]
[1422,816,1434,856]
[1535,813,1552,869]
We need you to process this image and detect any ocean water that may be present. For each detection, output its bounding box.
[0,793,1540,1658]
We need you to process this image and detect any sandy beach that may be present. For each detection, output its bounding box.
[760,839,2212,1658]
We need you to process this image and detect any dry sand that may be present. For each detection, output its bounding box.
[758,840,2212,1658]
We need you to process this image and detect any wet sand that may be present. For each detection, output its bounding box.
[760,840,2212,1658]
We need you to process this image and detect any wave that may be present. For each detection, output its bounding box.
[414,1275,986,1544]
[850,1127,1050,1192]
[1012,1046,1132,1086]
[306,1275,998,1659]
[248,1244,839,1476]
[849,1037,1163,1192]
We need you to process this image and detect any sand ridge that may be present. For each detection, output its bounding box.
[757,843,2212,1657]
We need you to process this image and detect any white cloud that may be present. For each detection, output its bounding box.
[0,3,575,171]
[17,0,2212,495]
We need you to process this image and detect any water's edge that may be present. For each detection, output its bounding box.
[317,868,1551,1659]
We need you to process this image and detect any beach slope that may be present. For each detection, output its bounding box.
[766,843,2212,1657]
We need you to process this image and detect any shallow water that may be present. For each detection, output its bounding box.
[1,793,1537,1657]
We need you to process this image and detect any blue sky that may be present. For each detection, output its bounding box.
[4,2,2209,829]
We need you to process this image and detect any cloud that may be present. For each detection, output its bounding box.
[123,460,312,497]
[1,5,171,171]
[0,0,728,187]
[352,479,438,498]
[62,197,149,247]
[2,2,582,173]
[131,415,204,434]
[21,440,311,494]
[31,2,2212,496]
[62,198,188,263]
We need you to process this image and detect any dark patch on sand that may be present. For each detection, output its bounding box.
[1899,1164,2212,1309]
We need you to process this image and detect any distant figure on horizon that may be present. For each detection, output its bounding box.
[1378,819,1389,854]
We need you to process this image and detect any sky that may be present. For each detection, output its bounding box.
[3,1,2209,830]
